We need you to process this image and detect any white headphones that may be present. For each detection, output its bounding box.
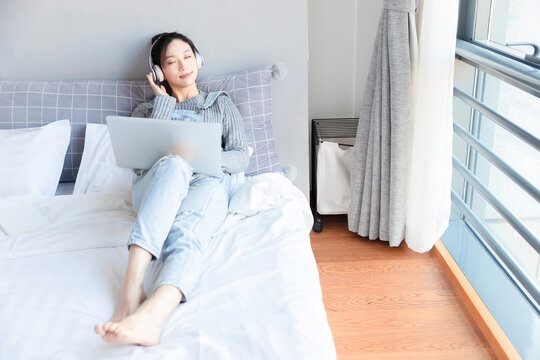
[148,34,205,84]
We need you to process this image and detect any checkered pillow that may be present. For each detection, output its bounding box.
[0,66,281,181]
[198,66,281,176]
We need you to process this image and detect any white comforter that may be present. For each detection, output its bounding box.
[0,174,336,360]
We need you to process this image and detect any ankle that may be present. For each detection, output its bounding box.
[123,277,144,293]
[138,302,167,326]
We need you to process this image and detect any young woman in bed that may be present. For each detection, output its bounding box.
[94,32,249,346]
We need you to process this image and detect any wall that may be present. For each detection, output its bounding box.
[308,0,382,119]
[0,0,310,196]
[0,0,385,197]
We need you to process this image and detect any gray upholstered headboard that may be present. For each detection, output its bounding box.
[0,66,281,182]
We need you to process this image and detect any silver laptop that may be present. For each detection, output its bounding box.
[106,116,222,176]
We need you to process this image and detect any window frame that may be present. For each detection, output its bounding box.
[447,5,540,358]
[458,0,540,70]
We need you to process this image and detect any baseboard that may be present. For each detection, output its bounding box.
[433,240,521,360]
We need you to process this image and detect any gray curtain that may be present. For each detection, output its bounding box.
[348,0,415,246]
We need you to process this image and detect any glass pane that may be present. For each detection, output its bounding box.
[467,67,540,287]
[468,183,539,288]
[474,0,540,64]
[490,0,540,48]
[473,147,540,239]
[476,70,540,190]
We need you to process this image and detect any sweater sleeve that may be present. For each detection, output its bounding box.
[218,95,249,174]
[131,94,176,119]
[150,94,176,119]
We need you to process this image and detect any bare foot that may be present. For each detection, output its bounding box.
[94,284,145,337]
[97,306,162,346]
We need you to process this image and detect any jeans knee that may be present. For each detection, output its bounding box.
[158,155,193,178]
[162,231,204,258]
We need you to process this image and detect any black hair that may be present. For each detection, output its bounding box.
[150,32,199,94]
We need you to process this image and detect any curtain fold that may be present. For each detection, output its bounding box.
[348,0,459,252]
[348,1,412,247]
[405,0,459,252]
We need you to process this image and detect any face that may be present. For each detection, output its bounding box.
[161,39,199,89]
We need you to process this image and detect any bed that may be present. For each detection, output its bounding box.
[0,66,337,359]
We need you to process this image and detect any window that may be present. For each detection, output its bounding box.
[472,0,540,67]
[453,64,539,286]
[443,0,540,357]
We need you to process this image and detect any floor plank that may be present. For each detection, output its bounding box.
[311,215,496,359]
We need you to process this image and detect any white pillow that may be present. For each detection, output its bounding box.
[73,124,134,194]
[73,126,253,196]
[0,120,71,196]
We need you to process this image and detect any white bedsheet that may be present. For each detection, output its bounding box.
[0,174,336,359]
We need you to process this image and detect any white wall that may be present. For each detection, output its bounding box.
[308,0,382,119]
[0,0,309,196]
[308,0,358,119]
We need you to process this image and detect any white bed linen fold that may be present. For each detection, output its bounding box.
[0,192,135,260]
[0,174,336,360]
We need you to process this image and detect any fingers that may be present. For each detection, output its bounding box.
[146,72,155,86]
[146,73,167,96]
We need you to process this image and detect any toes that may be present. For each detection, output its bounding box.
[94,325,105,336]
[110,323,121,334]
[103,322,114,332]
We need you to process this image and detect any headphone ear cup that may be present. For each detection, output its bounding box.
[153,65,164,83]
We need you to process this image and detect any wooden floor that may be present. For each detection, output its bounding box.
[310,215,497,360]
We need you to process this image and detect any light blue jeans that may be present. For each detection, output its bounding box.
[127,155,230,302]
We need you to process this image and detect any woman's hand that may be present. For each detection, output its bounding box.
[146,72,168,96]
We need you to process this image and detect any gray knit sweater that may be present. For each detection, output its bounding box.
[131,91,249,174]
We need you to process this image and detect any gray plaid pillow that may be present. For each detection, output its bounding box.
[198,66,282,176]
[0,66,281,181]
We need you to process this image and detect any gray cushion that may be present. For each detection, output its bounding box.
[0,65,281,181]
[198,66,281,176]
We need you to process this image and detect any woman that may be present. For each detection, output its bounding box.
[94,32,249,346]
